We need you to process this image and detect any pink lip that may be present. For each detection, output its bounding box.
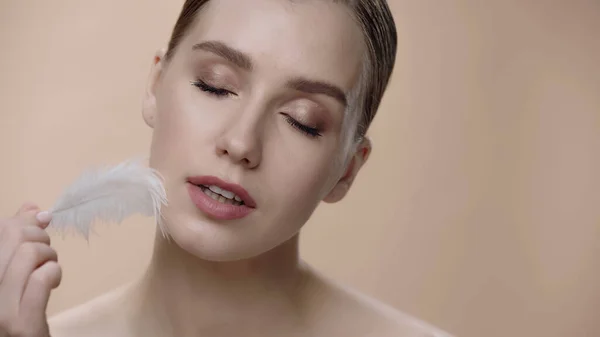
[186,176,256,220]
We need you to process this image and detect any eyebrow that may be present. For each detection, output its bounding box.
[286,78,348,107]
[192,40,348,107]
[192,40,253,71]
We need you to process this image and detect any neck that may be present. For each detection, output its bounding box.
[127,228,311,337]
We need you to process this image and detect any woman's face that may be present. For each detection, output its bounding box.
[143,0,369,261]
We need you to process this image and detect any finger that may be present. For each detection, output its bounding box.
[13,208,49,229]
[35,211,52,229]
[0,224,51,281]
[0,243,58,309]
[15,202,39,216]
[19,261,62,336]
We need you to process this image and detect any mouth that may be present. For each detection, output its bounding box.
[187,176,256,208]
[185,176,257,221]
[196,184,245,206]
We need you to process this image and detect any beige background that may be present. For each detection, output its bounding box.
[1,1,599,336]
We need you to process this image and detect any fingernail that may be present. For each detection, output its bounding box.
[36,211,52,223]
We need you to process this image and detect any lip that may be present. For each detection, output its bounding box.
[187,176,257,208]
[186,176,257,221]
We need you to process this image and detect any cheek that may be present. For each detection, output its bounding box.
[150,112,188,174]
[267,142,339,213]
[151,83,212,165]
[148,95,205,207]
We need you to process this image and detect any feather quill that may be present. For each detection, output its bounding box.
[46,159,168,239]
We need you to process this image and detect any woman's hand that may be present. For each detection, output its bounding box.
[0,203,62,337]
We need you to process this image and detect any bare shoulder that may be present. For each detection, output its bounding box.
[48,284,132,337]
[303,269,454,337]
[339,287,453,337]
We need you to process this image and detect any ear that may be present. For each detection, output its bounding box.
[142,48,167,129]
[323,136,372,203]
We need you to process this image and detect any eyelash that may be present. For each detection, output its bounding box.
[191,79,235,97]
[283,114,322,138]
[191,79,321,138]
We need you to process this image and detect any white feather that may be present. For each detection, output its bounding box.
[47,158,168,239]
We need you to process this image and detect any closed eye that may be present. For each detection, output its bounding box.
[282,114,322,138]
[191,79,236,97]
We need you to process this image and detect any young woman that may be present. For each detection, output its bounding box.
[0,1,450,336]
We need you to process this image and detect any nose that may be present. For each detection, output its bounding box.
[215,116,263,169]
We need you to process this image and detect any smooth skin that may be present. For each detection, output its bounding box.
[1,1,450,336]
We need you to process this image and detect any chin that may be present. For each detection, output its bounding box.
[157,207,286,262]
[152,174,305,262]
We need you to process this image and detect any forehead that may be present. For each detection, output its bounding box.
[180,0,366,92]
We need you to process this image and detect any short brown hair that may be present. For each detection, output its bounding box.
[165,0,397,140]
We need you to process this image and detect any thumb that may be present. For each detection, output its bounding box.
[13,202,51,229]
[15,202,40,216]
